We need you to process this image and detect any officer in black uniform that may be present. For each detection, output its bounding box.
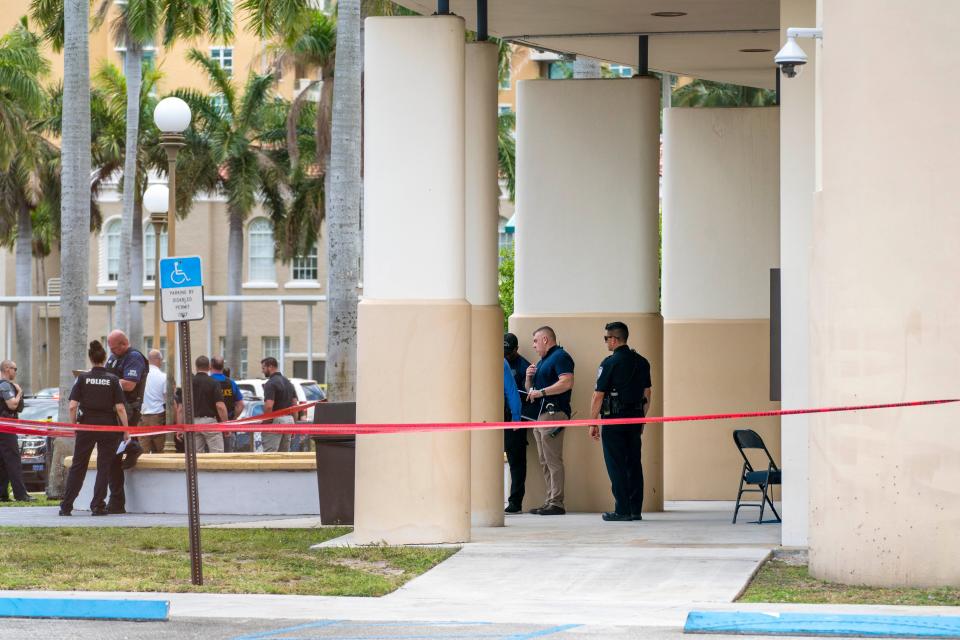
[589,321,652,522]
[59,340,129,516]
[503,333,531,513]
[0,359,31,502]
[105,330,147,513]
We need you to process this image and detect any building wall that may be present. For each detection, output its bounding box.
[662,106,780,501]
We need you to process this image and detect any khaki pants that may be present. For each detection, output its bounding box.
[192,417,224,453]
[532,413,568,509]
[138,414,168,453]
[261,416,293,453]
[46,436,75,499]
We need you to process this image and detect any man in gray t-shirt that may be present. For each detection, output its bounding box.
[0,360,32,502]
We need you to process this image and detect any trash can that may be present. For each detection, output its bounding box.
[312,402,356,525]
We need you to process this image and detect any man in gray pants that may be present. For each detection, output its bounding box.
[177,356,228,453]
[260,357,295,452]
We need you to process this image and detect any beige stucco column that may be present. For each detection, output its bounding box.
[662,107,780,501]
[353,15,471,544]
[779,0,816,548]
[465,41,505,528]
[512,77,663,514]
[809,0,960,586]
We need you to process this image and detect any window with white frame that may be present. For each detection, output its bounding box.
[292,245,318,281]
[143,223,168,282]
[104,218,121,282]
[499,67,511,90]
[210,47,233,76]
[609,64,633,78]
[210,93,228,115]
[498,104,512,116]
[262,336,291,363]
[218,336,248,379]
[248,218,276,282]
[143,336,168,362]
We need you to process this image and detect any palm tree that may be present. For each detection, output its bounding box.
[0,19,49,394]
[173,49,287,375]
[672,79,776,108]
[100,0,234,346]
[31,0,92,409]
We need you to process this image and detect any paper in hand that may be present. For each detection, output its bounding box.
[116,439,128,455]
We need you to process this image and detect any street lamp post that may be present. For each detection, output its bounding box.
[143,184,169,351]
[153,97,204,585]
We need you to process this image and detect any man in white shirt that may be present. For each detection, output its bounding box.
[139,349,168,453]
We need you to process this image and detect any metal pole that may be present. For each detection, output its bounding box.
[436,0,449,15]
[638,35,649,76]
[107,304,114,335]
[306,304,313,381]
[477,0,488,40]
[153,221,163,350]
[206,304,213,357]
[178,320,203,585]
[5,307,11,356]
[278,302,286,372]
[161,136,184,429]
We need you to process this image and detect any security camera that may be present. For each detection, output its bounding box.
[775,27,822,79]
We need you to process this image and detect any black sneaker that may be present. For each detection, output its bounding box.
[14,495,35,503]
[539,505,566,516]
[504,504,522,514]
[632,513,643,521]
[91,507,109,516]
[602,512,632,522]
[58,508,72,517]
[528,506,546,515]
[106,505,126,514]
[121,439,144,470]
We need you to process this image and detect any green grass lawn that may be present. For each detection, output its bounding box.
[0,493,58,507]
[0,527,456,596]
[740,560,960,606]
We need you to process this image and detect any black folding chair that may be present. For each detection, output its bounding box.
[732,429,782,524]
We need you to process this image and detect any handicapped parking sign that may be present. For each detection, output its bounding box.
[160,255,205,322]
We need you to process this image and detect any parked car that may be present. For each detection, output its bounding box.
[31,387,60,400]
[17,399,59,491]
[232,399,265,452]
[235,378,325,419]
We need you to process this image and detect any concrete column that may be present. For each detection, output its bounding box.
[779,0,816,548]
[465,41,505,528]
[513,77,663,513]
[662,107,780,501]
[810,0,960,586]
[354,15,471,544]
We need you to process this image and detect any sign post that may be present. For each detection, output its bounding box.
[160,256,205,585]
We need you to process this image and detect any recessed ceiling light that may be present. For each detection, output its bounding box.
[651,11,687,18]
[739,48,772,53]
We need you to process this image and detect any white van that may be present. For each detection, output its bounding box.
[236,378,326,421]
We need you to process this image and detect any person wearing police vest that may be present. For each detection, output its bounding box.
[589,321,652,522]
[0,359,32,502]
[503,333,530,514]
[210,356,244,452]
[59,340,129,516]
[105,330,147,513]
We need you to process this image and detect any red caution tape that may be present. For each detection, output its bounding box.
[0,398,956,438]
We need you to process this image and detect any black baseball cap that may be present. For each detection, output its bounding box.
[504,333,519,349]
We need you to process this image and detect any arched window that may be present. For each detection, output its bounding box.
[248,218,276,282]
[104,218,121,282]
[144,223,169,282]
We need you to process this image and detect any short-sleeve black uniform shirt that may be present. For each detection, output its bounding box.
[596,345,652,415]
[189,372,225,419]
[0,380,22,418]
[69,366,125,425]
[106,348,148,409]
[263,372,296,411]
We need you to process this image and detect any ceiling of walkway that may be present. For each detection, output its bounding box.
[393,0,780,89]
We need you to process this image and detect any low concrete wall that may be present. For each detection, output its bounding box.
[70,453,321,516]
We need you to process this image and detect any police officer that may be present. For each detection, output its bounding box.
[0,359,32,502]
[210,356,244,452]
[503,333,530,514]
[59,340,129,516]
[105,329,148,513]
[589,321,652,522]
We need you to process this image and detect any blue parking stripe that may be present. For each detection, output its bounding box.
[0,596,168,621]
[231,619,342,640]
[503,625,582,639]
[685,611,960,637]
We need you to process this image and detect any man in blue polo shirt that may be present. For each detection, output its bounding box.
[210,356,244,452]
[524,326,575,515]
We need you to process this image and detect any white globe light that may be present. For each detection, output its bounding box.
[143,184,170,214]
[154,97,192,133]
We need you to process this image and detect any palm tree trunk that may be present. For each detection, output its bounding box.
[129,199,144,348]
[59,0,92,414]
[225,209,243,375]
[15,205,32,394]
[116,43,143,337]
[325,0,362,402]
